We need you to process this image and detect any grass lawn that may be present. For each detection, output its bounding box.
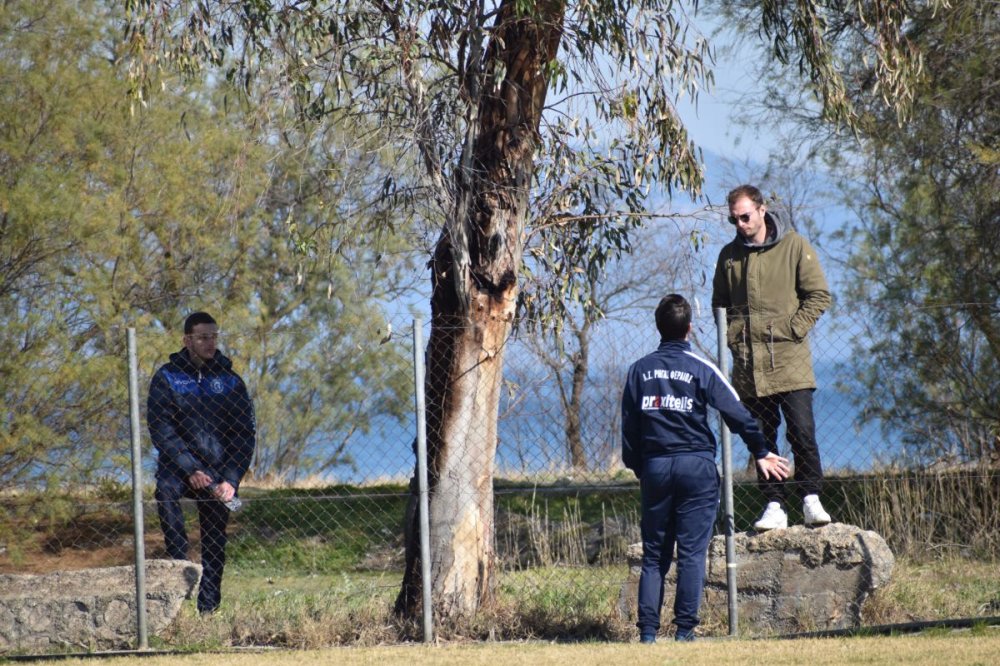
[2,478,997,654]
[23,630,1000,666]
[127,556,997,652]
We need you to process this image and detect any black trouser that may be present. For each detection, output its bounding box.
[744,389,824,504]
[155,474,231,613]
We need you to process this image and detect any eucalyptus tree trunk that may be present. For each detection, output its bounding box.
[565,333,590,470]
[396,0,565,619]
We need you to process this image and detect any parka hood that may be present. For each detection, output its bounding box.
[736,208,790,250]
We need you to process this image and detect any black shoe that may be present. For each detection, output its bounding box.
[640,634,656,644]
[675,629,695,642]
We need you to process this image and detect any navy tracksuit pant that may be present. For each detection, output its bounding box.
[637,454,720,635]
[155,474,231,613]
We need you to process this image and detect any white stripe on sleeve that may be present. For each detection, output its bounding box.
[682,351,741,400]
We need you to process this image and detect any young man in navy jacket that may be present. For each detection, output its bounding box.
[621,294,789,643]
[148,312,256,614]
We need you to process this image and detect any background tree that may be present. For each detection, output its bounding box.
[835,0,1000,465]
[515,217,711,472]
[715,0,999,466]
[0,0,416,487]
[1,0,143,486]
[123,0,927,620]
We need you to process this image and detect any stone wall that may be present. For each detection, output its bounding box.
[0,559,200,652]
[619,523,894,635]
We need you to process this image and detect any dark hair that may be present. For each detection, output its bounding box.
[655,294,691,340]
[726,184,765,210]
[184,312,217,334]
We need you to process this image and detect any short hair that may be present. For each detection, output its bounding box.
[726,184,765,209]
[655,294,691,340]
[184,312,217,334]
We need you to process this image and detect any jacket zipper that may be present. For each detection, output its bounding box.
[196,368,210,469]
[767,323,775,370]
[742,316,748,367]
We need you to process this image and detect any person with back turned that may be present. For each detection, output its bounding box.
[148,312,256,614]
[621,294,790,643]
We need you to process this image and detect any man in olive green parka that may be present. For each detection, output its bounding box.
[712,184,833,531]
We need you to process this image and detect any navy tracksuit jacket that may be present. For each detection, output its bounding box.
[621,339,768,636]
[148,349,256,487]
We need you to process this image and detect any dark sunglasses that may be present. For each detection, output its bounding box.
[728,210,756,225]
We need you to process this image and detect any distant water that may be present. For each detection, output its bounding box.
[323,359,903,486]
[491,359,900,477]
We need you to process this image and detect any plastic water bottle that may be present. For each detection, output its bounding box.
[208,483,243,512]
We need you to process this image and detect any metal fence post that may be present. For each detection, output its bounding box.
[714,308,738,637]
[412,318,433,642]
[127,328,149,650]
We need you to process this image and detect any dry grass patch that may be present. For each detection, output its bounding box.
[862,556,1000,625]
[23,631,1000,666]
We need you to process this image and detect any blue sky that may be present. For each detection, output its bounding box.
[671,8,804,162]
[675,48,768,159]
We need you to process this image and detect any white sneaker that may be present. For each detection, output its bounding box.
[753,502,788,531]
[803,494,831,526]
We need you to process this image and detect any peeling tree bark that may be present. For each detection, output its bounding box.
[396,0,565,619]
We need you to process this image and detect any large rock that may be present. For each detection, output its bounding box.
[619,523,894,635]
[0,559,201,652]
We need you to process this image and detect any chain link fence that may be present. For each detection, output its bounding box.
[2,303,998,654]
